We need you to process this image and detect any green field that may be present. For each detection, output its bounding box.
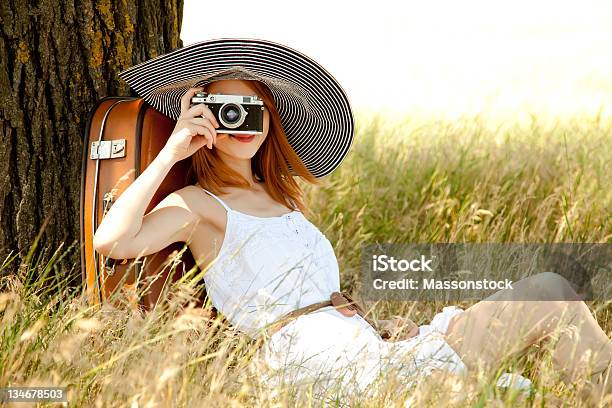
[1,112,610,406]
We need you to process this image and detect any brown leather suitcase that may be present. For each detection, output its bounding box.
[80,96,203,311]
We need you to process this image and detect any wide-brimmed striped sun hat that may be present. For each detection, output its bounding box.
[117,37,354,178]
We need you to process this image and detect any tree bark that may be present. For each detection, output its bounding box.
[0,0,184,283]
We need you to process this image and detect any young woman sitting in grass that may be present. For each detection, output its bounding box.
[94,78,611,405]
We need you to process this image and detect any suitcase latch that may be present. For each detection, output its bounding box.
[91,139,126,160]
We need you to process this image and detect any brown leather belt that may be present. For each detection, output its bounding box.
[262,291,379,337]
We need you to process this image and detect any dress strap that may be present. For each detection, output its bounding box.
[200,188,232,213]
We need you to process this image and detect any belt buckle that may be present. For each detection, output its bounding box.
[330,291,357,317]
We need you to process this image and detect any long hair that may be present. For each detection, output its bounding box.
[187,80,321,215]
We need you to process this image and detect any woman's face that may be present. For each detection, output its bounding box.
[205,79,270,159]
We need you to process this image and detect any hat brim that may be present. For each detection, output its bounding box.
[118,38,355,178]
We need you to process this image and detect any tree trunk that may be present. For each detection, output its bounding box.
[0,0,184,283]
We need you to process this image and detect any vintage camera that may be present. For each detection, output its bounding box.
[190,92,264,135]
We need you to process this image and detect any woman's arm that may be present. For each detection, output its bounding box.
[92,150,193,259]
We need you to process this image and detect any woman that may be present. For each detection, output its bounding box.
[95,40,611,404]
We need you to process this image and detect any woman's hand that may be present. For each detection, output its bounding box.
[378,316,419,341]
[160,87,224,163]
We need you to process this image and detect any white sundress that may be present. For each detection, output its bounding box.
[198,188,531,399]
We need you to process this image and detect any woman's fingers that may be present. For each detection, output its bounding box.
[180,87,205,115]
[404,323,419,339]
[396,316,419,339]
[183,103,221,128]
[186,124,214,149]
[188,117,218,145]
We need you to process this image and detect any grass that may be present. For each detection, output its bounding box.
[1,112,611,407]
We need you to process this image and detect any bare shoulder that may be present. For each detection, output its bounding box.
[153,185,199,211]
[171,184,224,223]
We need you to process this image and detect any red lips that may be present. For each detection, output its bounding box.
[230,134,256,143]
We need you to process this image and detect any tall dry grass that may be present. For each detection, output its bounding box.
[1,112,610,407]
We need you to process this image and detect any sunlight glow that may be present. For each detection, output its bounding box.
[181,0,612,122]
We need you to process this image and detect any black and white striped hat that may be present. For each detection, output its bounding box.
[118,38,355,178]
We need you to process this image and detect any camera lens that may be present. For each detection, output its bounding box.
[218,102,247,129]
[220,104,241,124]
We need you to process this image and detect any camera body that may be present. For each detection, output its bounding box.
[190,92,264,135]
